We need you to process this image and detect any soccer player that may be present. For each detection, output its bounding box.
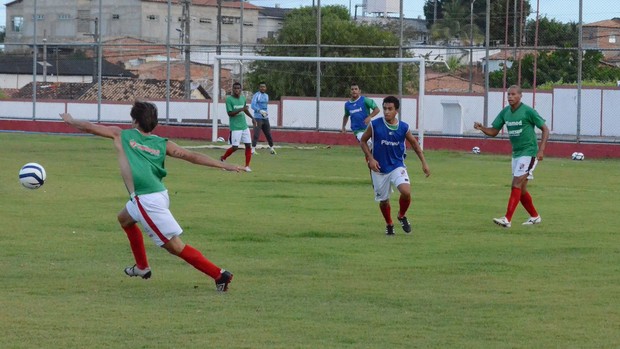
[341,83,380,142]
[360,96,431,236]
[474,85,549,228]
[220,82,256,172]
[60,101,243,292]
[250,81,276,155]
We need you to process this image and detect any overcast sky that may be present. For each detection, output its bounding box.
[2,0,618,29]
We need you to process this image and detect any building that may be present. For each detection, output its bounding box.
[4,0,262,53]
[583,18,620,66]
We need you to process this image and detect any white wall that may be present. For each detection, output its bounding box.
[1,87,619,137]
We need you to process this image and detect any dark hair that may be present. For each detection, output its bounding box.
[259,81,266,86]
[232,82,242,88]
[382,96,400,110]
[130,100,158,132]
[350,82,359,88]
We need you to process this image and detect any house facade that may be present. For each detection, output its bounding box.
[583,18,620,66]
[4,0,261,53]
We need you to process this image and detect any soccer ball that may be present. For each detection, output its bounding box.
[216,136,225,142]
[19,163,46,189]
[472,146,481,154]
[571,152,585,161]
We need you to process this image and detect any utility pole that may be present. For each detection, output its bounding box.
[240,0,244,86]
[433,0,438,23]
[217,0,222,55]
[182,0,191,99]
[469,0,476,92]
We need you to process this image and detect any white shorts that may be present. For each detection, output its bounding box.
[512,156,538,180]
[370,166,410,201]
[354,131,372,149]
[230,129,252,146]
[126,190,183,247]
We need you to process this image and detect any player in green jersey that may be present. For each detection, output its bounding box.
[474,85,549,228]
[61,101,242,292]
[220,82,256,172]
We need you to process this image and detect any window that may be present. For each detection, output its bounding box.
[199,17,211,24]
[32,14,45,21]
[243,21,253,26]
[112,14,120,20]
[11,16,24,32]
[610,35,617,44]
[146,14,158,21]
[58,14,71,20]
[221,16,239,25]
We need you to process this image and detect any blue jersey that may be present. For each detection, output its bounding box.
[251,91,269,120]
[371,117,410,174]
[344,96,377,132]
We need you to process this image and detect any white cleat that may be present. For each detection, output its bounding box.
[493,216,511,228]
[522,216,542,225]
[244,166,252,172]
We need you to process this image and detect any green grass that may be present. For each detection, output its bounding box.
[1,132,619,349]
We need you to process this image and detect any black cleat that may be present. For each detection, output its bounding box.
[397,216,412,233]
[215,270,233,292]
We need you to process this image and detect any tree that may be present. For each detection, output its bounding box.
[524,17,578,47]
[428,0,482,45]
[489,50,620,88]
[0,26,5,43]
[423,0,532,45]
[246,5,417,99]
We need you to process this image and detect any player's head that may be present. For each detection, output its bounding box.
[382,96,400,122]
[232,82,242,96]
[507,85,522,107]
[258,82,267,92]
[383,95,400,110]
[350,83,360,99]
[130,100,158,132]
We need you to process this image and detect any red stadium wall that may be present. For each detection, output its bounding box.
[2,119,620,159]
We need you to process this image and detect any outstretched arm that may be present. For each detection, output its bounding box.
[60,113,122,139]
[405,131,431,177]
[166,141,242,172]
[473,122,500,137]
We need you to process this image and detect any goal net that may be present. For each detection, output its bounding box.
[210,55,426,147]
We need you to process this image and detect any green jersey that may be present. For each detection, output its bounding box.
[226,95,249,131]
[121,129,168,195]
[492,103,546,158]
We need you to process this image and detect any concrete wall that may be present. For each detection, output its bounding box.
[1,87,619,137]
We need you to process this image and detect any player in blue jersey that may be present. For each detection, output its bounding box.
[250,81,276,154]
[360,96,431,236]
[341,83,380,142]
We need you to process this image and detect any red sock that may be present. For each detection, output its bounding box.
[398,195,411,218]
[221,147,235,160]
[380,202,393,225]
[520,191,539,217]
[245,147,252,166]
[179,244,221,280]
[505,187,522,221]
[122,224,149,270]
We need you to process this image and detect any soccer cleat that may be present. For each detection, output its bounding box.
[270,147,277,155]
[220,156,225,162]
[522,216,542,225]
[124,265,152,279]
[385,224,395,236]
[493,217,512,228]
[397,216,412,233]
[244,166,252,172]
[215,270,233,292]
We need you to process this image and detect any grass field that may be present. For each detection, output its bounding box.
[1,132,619,349]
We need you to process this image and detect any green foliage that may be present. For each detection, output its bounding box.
[2,133,620,348]
[246,5,417,99]
[446,55,462,71]
[490,50,620,88]
[424,0,532,44]
[525,17,578,47]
